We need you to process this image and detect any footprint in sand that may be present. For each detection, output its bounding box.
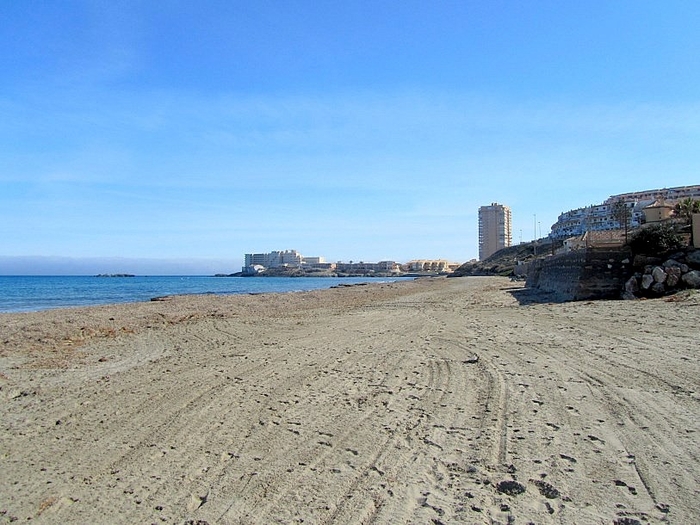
[613,518,642,525]
[530,478,560,499]
[559,453,577,463]
[613,479,637,495]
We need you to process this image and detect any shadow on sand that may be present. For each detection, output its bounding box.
[505,285,571,305]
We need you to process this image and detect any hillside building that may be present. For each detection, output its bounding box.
[642,199,674,224]
[478,203,512,260]
[549,185,700,240]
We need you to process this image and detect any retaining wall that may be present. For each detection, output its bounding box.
[527,248,633,301]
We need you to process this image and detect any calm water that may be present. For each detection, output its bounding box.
[0,276,409,313]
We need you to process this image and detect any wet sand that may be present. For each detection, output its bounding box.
[1,276,698,524]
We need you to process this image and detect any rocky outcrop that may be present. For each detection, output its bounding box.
[622,249,700,298]
[452,239,562,277]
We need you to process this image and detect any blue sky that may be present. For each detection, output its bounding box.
[2,1,699,274]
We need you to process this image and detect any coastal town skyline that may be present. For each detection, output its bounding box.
[2,2,699,274]
[1,183,699,275]
[3,180,697,275]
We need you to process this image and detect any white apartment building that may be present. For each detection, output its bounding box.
[550,203,637,239]
[550,185,700,240]
[610,185,700,203]
[478,203,512,260]
[335,261,401,273]
[244,250,305,269]
[404,260,460,273]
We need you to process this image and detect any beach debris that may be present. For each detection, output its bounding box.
[187,490,209,512]
[463,354,479,364]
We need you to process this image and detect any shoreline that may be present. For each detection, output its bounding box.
[0,275,414,315]
[1,276,698,524]
[0,277,431,363]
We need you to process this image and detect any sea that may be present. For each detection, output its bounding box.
[0,275,410,313]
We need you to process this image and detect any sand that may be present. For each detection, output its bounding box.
[1,276,698,524]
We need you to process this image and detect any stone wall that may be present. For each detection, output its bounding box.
[526,251,585,299]
[527,248,633,301]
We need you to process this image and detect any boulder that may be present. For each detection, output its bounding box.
[681,270,700,289]
[665,266,682,288]
[641,274,654,290]
[662,259,682,268]
[686,250,700,268]
[621,291,638,300]
[666,266,682,278]
[666,273,680,288]
[651,282,666,295]
[624,276,640,294]
[652,266,667,283]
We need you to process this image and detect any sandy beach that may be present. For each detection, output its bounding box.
[1,276,698,525]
